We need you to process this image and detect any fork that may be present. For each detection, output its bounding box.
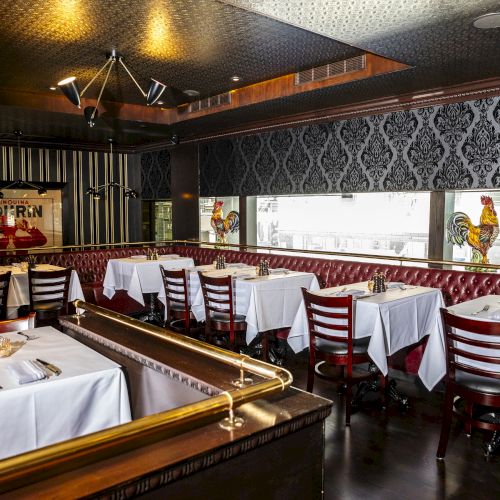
[16,332,40,341]
[471,305,490,316]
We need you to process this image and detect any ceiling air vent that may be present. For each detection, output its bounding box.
[294,54,366,86]
[188,92,232,113]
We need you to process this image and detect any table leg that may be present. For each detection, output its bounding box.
[138,293,164,326]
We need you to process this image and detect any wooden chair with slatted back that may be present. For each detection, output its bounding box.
[198,271,246,351]
[302,287,387,426]
[160,266,199,335]
[0,312,36,333]
[0,271,12,320]
[437,308,500,459]
[28,267,72,326]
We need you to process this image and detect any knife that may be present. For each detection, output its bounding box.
[36,358,62,376]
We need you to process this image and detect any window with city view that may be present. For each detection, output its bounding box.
[256,193,430,259]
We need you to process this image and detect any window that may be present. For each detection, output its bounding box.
[142,201,172,241]
[445,190,500,267]
[256,193,430,259]
[200,197,240,244]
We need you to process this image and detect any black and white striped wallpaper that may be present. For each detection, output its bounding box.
[0,147,141,246]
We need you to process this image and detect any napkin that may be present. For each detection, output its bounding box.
[9,360,47,384]
[484,308,500,320]
[130,255,147,259]
[387,282,405,289]
[269,268,290,274]
[336,289,365,297]
[226,263,248,268]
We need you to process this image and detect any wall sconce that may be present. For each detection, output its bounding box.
[58,49,189,127]
[85,182,138,200]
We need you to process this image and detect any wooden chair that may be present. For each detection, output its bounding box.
[28,267,72,326]
[0,271,11,320]
[198,272,246,351]
[0,312,36,333]
[437,308,500,459]
[160,267,198,335]
[302,288,387,426]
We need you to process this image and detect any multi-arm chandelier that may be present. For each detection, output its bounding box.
[58,49,174,127]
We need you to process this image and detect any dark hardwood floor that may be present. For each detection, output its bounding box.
[285,353,500,500]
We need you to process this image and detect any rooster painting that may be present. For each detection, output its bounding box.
[447,195,499,270]
[210,201,239,244]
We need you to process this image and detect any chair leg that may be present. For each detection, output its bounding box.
[306,353,315,393]
[261,332,270,362]
[437,389,454,460]
[379,374,389,409]
[465,401,473,437]
[345,383,352,426]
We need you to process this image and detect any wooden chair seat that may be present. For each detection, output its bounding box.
[437,308,500,459]
[32,300,65,312]
[302,287,386,426]
[0,312,36,333]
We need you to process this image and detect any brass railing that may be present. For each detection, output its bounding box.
[0,301,292,494]
[0,238,499,271]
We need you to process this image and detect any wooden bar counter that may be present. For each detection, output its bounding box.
[0,306,331,499]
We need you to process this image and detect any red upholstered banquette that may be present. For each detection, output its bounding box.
[2,244,499,372]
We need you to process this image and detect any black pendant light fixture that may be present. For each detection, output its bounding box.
[0,131,48,199]
[85,139,138,200]
[58,49,188,127]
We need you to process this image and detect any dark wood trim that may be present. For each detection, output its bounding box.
[180,77,500,145]
[428,191,446,267]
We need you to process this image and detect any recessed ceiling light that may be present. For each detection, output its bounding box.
[473,12,500,29]
[157,101,164,105]
[183,89,200,97]
[49,86,57,91]
[230,75,241,82]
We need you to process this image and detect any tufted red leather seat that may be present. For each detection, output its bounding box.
[4,244,499,373]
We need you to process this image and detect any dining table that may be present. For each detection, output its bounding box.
[419,294,500,391]
[0,326,131,459]
[0,264,85,319]
[158,263,320,345]
[289,281,445,381]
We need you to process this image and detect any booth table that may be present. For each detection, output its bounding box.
[159,265,319,345]
[103,255,195,305]
[0,326,131,459]
[0,264,85,319]
[289,281,445,379]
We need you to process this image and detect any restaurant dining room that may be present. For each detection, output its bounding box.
[0,0,499,498]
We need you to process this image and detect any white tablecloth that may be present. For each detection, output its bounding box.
[419,294,500,391]
[289,281,444,378]
[158,264,319,344]
[0,326,131,459]
[0,264,85,319]
[103,255,195,305]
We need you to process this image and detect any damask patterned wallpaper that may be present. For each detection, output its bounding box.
[199,97,500,196]
[141,149,172,200]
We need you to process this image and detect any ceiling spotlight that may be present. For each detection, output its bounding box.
[230,75,241,82]
[49,86,57,91]
[157,101,164,105]
[57,76,81,107]
[84,106,98,127]
[37,187,47,196]
[473,12,500,29]
[93,192,102,200]
[183,89,200,97]
[146,78,167,105]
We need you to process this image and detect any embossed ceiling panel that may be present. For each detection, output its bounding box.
[0,0,360,104]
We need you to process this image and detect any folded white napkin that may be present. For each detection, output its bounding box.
[131,255,147,259]
[269,268,289,274]
[484,308,500,320]
[336,289,365,297]
[226,263,248,268]
[387,282,405,289]
[9,360,47,384]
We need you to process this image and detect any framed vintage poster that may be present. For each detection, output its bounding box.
[0,189,62,251]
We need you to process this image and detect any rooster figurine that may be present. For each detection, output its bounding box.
[447,195,499,270]
[210,201,239,244]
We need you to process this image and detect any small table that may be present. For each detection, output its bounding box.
[103,255,195,323]
[0,264,85,319]
[0,326,131,459]
[290,281,445,380]
[186,266,319,344]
